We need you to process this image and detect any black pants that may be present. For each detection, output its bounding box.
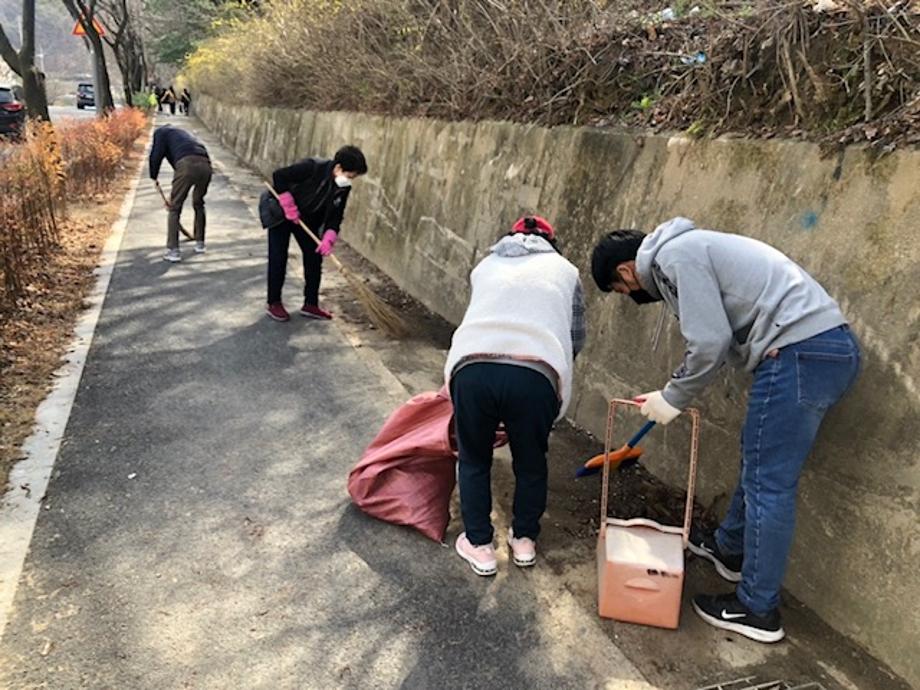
[450,363,559,545]
[267,220,323,305]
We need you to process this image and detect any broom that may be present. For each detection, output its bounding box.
[154,180,195,241]
[264,182,408,339]
[575,420,656,478]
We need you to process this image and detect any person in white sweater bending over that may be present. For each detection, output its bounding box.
[445,216,586,576]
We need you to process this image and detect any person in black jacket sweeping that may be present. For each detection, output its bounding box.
[258,145,368,321]
[149,124,212,262]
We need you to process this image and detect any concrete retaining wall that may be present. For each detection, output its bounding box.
[196,96,920,685]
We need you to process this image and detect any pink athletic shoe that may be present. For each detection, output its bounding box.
[507,528,536,567]
[455,533,497,576]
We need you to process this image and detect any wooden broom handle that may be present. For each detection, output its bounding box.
[154,180,170,208]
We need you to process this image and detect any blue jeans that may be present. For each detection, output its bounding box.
[715,326,861,615]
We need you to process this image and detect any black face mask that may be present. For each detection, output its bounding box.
[629,289,663,305]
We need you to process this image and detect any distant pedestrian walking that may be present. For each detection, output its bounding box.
[149,124,213,262]
[163,86,177,116]
[258,146,367,322]
[180,88,191,116]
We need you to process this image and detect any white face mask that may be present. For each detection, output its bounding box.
[334,175,352,188]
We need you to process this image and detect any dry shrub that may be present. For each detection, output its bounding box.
[58,108,148,196]
[189,0,605,122]
[0,122,65,305]
[186,0,920,149]
[0,109,147,310]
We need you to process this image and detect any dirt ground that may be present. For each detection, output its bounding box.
[0,137,147,492]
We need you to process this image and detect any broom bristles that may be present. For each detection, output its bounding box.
[341,266,409,339]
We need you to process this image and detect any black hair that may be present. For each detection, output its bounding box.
[334,145,368,175]
[590,230,647,291]
[506,217,561,254]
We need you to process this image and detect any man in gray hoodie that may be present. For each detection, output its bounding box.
[591,218,860,643]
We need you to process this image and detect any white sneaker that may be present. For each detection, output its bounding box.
[163,249,181,263]
[455,533,497,576]
[507,528,536,567]
[194,243,206,254]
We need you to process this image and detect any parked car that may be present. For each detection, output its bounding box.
[76,82,94,109]
[0,87,26,139]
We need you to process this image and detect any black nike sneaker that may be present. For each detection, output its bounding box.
[692,592,785,643]
[687,527,743,583]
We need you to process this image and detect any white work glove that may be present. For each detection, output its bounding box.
[635,391,681,426]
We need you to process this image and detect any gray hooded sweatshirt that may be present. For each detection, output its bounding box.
[636,218,847,410]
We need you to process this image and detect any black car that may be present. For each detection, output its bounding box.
[76,82,94,109]
[0,87,26,138]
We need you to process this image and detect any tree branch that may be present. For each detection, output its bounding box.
[863,14,873,122]
[0,23,23,76]
[97,0,127,48]
[21,0,36,63]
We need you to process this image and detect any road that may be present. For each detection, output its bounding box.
[49,104,97,122]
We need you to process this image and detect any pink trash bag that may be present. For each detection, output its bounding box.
[348,387,507,542]
[348,388,456,542]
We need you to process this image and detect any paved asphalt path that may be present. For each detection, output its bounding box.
[0,120,649,689]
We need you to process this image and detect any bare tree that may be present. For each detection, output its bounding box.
[0,0,51,120]
[97,0,148,105]
[61,0,116,113]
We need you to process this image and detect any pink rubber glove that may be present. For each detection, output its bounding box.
[316,229,338,256]
[278,191,300,222]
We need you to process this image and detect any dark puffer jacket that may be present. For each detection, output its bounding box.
[259,157,351,232]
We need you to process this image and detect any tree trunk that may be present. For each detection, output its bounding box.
[112,31,147,107]
[0,0,51,120]
[21,66,49,121]
[118,50,144,107]
[88,32,115,113]
[114,44,132,105]
[100,0,147,108]
[63,0,116,114]
[130,52,145,99]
